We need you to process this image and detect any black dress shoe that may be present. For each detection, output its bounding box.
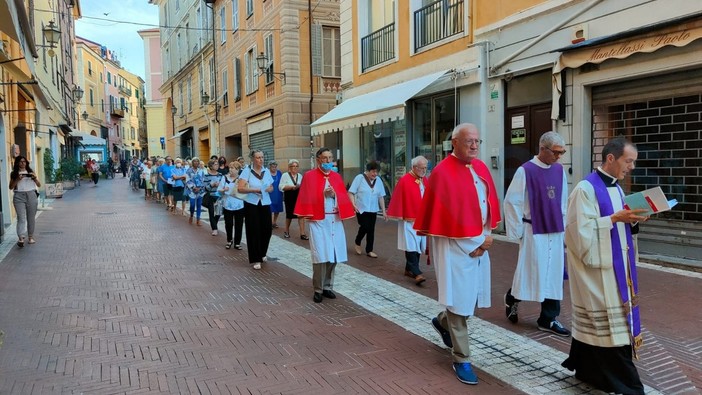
[313,292,323,303]
[322,290,336,299]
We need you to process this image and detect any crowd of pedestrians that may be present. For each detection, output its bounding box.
[23,124,646,393]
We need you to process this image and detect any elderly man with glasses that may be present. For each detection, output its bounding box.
[414,123,501,385]
[503,131,571,337]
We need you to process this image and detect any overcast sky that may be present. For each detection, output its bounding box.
[75,0,160,79]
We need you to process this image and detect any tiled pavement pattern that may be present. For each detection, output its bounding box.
[0,178,698,394]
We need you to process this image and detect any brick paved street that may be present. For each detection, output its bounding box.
[0,178,699,394]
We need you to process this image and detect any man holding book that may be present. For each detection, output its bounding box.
[562,137,648,394]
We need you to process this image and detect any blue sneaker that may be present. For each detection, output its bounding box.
[453,362,478,385]
[431,317,453,348]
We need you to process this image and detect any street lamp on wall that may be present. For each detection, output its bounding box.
[256,52,286,84]
[171,105,178,116]
[73,85,84,102]
[40,20,61,57]
[81,111,88,120]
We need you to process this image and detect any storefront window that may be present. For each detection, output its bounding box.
[360,119,405,203]
[413,94,456,175]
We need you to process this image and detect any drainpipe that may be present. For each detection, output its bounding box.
[308,0,314,168]
[490,0,603,75]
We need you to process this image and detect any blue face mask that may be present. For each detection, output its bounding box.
[320,162,334,171]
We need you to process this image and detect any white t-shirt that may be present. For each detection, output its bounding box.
[349,173,386,214]
[15,171,37,192]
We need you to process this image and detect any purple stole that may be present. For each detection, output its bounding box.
[523,161,564,234]
[585,172,642,354]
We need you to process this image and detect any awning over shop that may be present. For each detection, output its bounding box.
[169,127,193,140]
[310,70,449,135]
[551,13,702,119]
[72,131,106,146]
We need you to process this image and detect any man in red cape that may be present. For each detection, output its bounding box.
[387,155,429,285]
[414,123,501,386]
[294,147,355,303]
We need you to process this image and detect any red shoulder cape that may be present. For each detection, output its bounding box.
[413,155,501,238]
[294,168,355,221]
[387,172,425,221]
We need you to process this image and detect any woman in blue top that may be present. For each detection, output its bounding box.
[170,158,188,215]
[203,159,224,235]
[237,150,274,270]
[218,161,245,249]
[186,157,206,226]
[268,161,284,228]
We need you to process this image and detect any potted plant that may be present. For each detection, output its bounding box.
[43,149,64,198]
[60,158,82,190]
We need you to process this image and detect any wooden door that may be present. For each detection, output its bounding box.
[504,103,552,192]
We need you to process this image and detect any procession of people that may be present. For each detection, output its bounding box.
[18,127,649,393]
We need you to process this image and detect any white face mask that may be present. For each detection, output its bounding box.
[175,164,182,168]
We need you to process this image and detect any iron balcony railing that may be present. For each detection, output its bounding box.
[414,0,464,52]
[361,22,395,72]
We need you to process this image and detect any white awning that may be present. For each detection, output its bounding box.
[311,70,449,135]
[169,130,188,140]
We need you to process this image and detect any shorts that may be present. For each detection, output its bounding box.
[164,184,173,196]
[172,186,185,201]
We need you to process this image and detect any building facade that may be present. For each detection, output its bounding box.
[138,28,167,158]
[312,0,701,259]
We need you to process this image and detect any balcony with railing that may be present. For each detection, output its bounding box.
[361,22,395,72]
[110,105,125,118]
[414,0,464,52]
[118,85,132,96]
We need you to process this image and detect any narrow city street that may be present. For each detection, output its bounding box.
[0,178,699,394]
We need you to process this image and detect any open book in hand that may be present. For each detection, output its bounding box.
[624,186,678,216]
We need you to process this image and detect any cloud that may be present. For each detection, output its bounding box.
[75,0,159,78]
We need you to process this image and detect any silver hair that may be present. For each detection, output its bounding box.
[539,131,565,148]
[411,156,428,167]
[268,160,278,167]
[288,159,299,166]
[249,149,263,159]
[451,123,478,139]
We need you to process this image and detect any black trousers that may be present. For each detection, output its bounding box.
[354,212,377,253]
[203,198,221,231]
[223,208,245,245]
[91,172,99,185]
[405,251,422,276]
[244,202,272,263]
[506,288,560,324]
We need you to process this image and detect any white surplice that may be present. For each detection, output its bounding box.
[504,157,568,302]
[431,167,491,317]
[308,178,347,264]
[396,180,426,253]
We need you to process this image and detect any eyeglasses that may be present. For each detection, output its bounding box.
[455,138,482,146]
[289,165,299,167]
[19,160,27,163]
[544,147,567,156]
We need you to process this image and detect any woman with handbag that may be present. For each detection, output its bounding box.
[278,159,308,240]
[203,159,224,235]
[219,161,245,249]
[186,157,206,226]
[237,150,274,270]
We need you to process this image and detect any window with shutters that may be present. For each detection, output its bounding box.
[246,0,253,17]
[245,46,258,95]
[264,34,274,85]
[222,68,229,107]
[198,63,205,104]
[89,89,94,106]
[187,75,192,112]
[232,0,239,31]
[220,6,226,44]
[234,57,242,101]
[322,26,341,77]
[209,58,215,101]
[178,82,184,115]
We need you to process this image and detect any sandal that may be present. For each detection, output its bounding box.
[17,238,25,248]
[283,232,290,238]
[28,238,36,244]
[226,241,233,249]
[301,235,309,240]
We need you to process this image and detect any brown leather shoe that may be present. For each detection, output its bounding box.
[404,270,414,278]
[414,275,426,285]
